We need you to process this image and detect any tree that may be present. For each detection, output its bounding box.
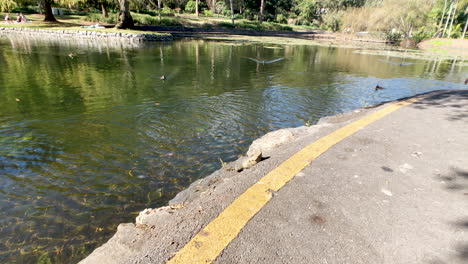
[101,1,109,17]
[0,0,17,12]
[434,0,448,37]
[259,0,265,23]
[195,0,199,16]
[442,2,453,36]
[447,1,457,37]
[462,5,468,38]
[230,0,234,24]
[43,0,57,21]
[115,0,134,29]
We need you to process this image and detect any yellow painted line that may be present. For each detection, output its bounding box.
[168,93,435,264]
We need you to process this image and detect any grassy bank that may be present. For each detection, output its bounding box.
[0,14,169,35]
[1,12,297,31]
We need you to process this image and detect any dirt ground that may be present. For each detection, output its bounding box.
[418,38,468,57]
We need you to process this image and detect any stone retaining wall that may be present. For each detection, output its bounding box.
[0,26,173,42]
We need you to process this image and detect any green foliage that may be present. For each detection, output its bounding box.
[323,11,343,32]
[202,9,215,17]
[11,6,38,14]
[450,23,463,38]
[218,20,292,31]
[411,31,432,43]
[276,13,287,24]
[218,21,234,28]
[0,0,17,12]
[2,0,465,41]
[84,10,182,26]
[161,6,174,13]
[37,252,52,264]
[185,0,196,13]
[384,31,402,43]
[84,13,118,24]
[132,12,182,26]
[294,0,319,22]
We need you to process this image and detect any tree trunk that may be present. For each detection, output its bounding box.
[157,0,161,20]
[196,0,199,16]
[259,0,265,23]
[442,3,453,37]
[230,0,234,25]
[115,0,134,29]
[435,0,447,37]
[101,2,108,17]
[447,3,457,38]
[462,15,468,39]
[43,0,56,22]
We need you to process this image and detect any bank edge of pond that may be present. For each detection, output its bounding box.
[0,26,173,42]
[80,93,422,264]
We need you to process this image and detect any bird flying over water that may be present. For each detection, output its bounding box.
[244,57,285,64]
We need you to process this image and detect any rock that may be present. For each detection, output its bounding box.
[247,129,294,157]
[398,163,414,174]
[136,207,172,226]
[240,149,262,171]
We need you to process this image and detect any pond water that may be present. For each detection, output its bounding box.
[0,36,466,263]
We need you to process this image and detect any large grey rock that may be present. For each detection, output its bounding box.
[247,129,295,157]
[135,207,173,226]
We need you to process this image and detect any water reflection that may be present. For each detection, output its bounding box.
[0,36,466,263]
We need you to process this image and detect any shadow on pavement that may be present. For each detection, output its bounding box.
[409,90,468,262]
[437,167,468,262]
[410,90,468,123]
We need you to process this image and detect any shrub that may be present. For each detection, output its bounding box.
[84,13,118,24]
[385,31,402,43]
[276,13,287,24]
[185,0,196,13]
[219,22,235,28]
[161,6,173,14]
[220,21,292,31]
[202,10,215,17]
[132,13,158,25]
[411,29,432,43]
[323,11,343,32]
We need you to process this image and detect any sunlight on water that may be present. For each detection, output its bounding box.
[0,36,466,263]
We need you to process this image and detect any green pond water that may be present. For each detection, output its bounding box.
[0,35,467,263]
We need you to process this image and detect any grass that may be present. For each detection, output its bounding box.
[425,39,454,46]
[0,14,169,35]
[218,20,293,31]
[2,12,301,33]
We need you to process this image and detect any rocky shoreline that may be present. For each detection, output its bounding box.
[79,105,374,264]
[0,26,173,42]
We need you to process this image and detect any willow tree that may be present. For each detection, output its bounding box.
[0,0,56,21]
[0,0,17,12]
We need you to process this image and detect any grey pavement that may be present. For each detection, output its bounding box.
[81,90,468,264]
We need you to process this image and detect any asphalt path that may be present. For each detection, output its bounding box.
[81,89,468,264]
